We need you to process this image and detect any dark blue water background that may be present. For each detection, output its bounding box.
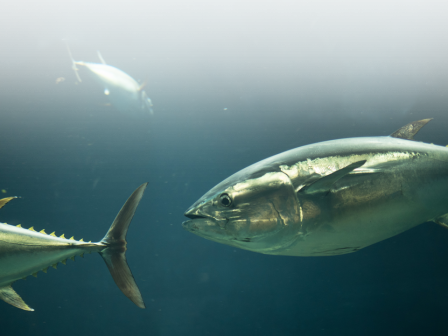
[2,1,448,335]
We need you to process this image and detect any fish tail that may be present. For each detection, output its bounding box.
[99,183,148,309]
[63,39,82,82]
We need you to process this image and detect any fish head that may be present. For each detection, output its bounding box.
[183,171,302,253]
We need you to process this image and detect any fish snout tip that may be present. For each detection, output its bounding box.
[184,207,202,219]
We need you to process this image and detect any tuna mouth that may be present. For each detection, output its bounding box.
[182,211,211,231]
[184,207,216,221]
[184,213,206,220]
[182,220,197,231]
[181,218,217,234]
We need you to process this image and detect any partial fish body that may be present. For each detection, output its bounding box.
[65,42,153,114]
[0,183,147,311]
[183,119,448,256]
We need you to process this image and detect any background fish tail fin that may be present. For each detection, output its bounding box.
[99,183,147,309]
[63,40,82,82]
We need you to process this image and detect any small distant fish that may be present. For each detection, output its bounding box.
[55,77,65,84]
[0,183,147,311]
[64,41,153,115]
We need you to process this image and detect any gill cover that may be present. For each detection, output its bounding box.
[185,172,303,253]
[224,172,301,241]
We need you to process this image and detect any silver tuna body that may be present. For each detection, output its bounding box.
[77,61,154,114]
[64,42,153,114]
[0,224,104,289]
[183,120,448,256]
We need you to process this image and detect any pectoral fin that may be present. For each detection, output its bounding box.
[0,285,34,311]
[434,213,448,229]
[299,160,367,195]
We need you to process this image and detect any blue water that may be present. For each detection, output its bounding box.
[2,1,448,335]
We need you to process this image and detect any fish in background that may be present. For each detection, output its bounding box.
[183,119,448,257]
[65,41,153,115]
[0,183,147,311]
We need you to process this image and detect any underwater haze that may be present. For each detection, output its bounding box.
[2,0,448,335]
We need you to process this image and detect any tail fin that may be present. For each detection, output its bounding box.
[63,40,82,82]
[99,183,148,309]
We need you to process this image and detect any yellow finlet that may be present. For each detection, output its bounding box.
[61,259,66,265]
[70,256,75,261]
[50,232,56,237]
[52,264,57,269]
[42,268,48,273]
[60,234,65,239]
[28,226,36,232]
[32,272,38,278]
[40,229,47,234]
[69,236,75,240]
[79,238,84,242]
[16,224,22,228]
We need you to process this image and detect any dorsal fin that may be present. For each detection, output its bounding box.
[97,51,106,65]
[390,118,432,140]
[63,40,82,82]
[0,197,17,210]
[299,160,367,195]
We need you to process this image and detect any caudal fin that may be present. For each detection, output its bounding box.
[99,183,148,309]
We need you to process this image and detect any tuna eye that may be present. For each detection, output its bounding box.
[219,194,232,207]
